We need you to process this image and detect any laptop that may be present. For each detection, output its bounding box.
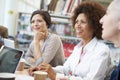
[0,46,24,73]
[4,38,15,48]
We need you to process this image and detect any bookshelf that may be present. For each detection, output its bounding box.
[48,0,81,15]
[17,12,78,58]
[17,0,116,59]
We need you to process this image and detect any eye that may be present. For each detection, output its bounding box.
[81,20,87,24]
[75,20,78,24]
[31,20,34,24]
[37,20,42,22]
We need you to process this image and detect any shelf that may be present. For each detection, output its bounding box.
[51,17,70,24]
[60,35,80,41]
[50,13,70,19]
[19,30,80,41]
[19,30,34,36]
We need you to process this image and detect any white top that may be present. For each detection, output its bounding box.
[54,37,111,80]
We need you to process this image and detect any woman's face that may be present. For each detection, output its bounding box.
[31,14,48,33]
[100,1,120,42]
[74,13,94,41]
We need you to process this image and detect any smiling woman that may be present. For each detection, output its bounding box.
[25,10,65,67]
[28,1,112,80]
[99,0,120,79]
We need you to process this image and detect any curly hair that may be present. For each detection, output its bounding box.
[71,1,106,39]
[30,10,51,28]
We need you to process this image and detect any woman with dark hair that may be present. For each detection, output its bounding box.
[25,10,65,67]
[28,1,111,80]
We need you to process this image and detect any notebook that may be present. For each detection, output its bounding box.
[0,46,24,73]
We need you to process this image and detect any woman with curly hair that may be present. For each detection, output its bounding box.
[28,1,111,80]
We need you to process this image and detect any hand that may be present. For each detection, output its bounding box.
[34,32,46,43]
[38,62,56,80]
[28,66,39,76]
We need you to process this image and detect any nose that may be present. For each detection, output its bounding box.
[99,16,104,24]
[33,21,39,27]
[34,21,38,25]
[75,22,81,30]
[76,21,81,27]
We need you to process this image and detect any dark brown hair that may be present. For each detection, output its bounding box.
[30,10,51,28]
[71,1,106,39]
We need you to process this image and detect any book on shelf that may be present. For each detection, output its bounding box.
[50,0,82,15]
[66,0,73,13]
[71,0,80,13]
[68,0,76,13]
[54,0,66,13]
[48,0,58,11]
[62,0,71,14]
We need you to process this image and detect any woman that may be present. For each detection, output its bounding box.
[0,25,8,48]
[25,10,65,67]
[29,1,111,80]
[0,25,8,38]
[100,0,120,79]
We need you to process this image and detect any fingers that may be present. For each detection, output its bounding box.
[28,63,52,77]
[34,32,46,41]
[38,63,51,72]
[28,66,39,76]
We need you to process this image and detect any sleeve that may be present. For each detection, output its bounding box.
[82,49,110,80]
[56,45,111,80]
[25,42,35,65]
[36,34,62,65]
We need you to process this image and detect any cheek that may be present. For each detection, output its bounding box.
[102,25,117,40]
[31,26,34,30]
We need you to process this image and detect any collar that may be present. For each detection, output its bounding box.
[77,37,98,52]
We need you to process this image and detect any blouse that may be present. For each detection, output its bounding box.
[53,37,111,80]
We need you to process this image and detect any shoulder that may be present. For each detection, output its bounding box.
[96,40,109,50]
[28,41,34,49]
[49,33,61,41]
[95,41,110,56]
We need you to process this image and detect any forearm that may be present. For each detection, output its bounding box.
[25,56,36,66]
[34,42,42,60]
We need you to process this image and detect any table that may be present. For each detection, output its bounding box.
[15,69,34,80]
[15,69,50,80]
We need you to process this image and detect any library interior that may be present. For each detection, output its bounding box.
[0,0,120,80]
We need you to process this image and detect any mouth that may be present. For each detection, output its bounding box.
[76,30,82,34]
[34,27,40,31]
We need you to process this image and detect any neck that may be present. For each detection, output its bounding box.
[113,40,120,48]
[82,37,93,47]
[110,33,120,48]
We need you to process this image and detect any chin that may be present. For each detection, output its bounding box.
[76,35,81,38]
[102,34,112,42]
[34,30,39,32]
[102,35,108,40]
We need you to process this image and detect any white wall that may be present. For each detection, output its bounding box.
[18,0,41,13]
[4,0,18,37]
[0,0,5,25]
[0,0,41,37]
